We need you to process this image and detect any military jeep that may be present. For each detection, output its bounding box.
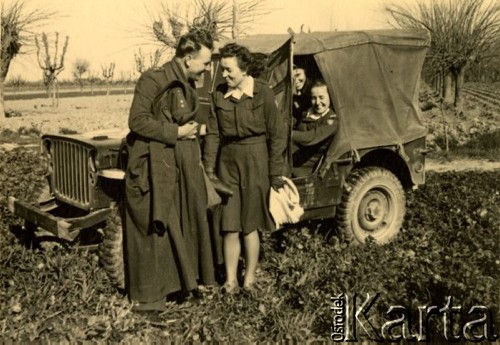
[8,29,430,288]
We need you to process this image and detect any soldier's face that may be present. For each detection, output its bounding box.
[186,46,212,82]
[220,57,246,88]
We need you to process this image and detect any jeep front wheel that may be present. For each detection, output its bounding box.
[336,167,405,244]
[98,203,125,290]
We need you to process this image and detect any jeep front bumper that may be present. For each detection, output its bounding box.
[8,196,112,241]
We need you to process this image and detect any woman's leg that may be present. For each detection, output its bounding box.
[223,232,240,288]
[243,230,260,287]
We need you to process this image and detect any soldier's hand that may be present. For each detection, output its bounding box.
[178,121,198,139]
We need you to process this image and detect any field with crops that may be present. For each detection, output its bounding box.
[464,83,500,109]
[0,83,498,342]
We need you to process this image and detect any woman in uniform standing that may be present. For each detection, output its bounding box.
[203,43,285,293]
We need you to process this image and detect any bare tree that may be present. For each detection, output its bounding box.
[101,62,115,103]
[72,58,89,93]
[150,0,270,49]
[386,0,500,113]
[1,0,56,116]
[134,48,162,74]
[87,70,99,96]
[34,31,69,107]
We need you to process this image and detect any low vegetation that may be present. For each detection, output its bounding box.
[0,142,498,342]
[419,82,500,160]
[0,80,498,342]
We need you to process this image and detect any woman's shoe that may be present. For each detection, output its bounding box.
[221,280,239,294]
[131,299,167,313]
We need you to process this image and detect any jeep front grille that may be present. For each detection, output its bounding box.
[51,139,93,209]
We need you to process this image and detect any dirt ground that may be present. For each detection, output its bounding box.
[1,94,131,134]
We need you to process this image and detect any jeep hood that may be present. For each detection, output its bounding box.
[42,128,129,149]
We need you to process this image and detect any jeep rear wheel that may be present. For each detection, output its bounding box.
[336,167,405,244]
[98,203,125,290]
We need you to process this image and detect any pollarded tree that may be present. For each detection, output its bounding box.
[134,48,162,74]
[87,70,100,96]
[101,62,115,103]
[73,58,89,93]
[386,0,500,113]
[1,0,56,117]
[34,31,69,107]
[151,0,270,49]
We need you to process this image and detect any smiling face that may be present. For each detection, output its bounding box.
[220,56,247,88]
[310,85,331,114]
[185,45,212,82]
[293,68,306,93]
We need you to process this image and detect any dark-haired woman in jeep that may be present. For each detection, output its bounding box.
[292,79,338,170]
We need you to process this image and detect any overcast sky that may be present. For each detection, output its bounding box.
[8,0,396,81]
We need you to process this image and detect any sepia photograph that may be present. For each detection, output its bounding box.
[1,0,499,342]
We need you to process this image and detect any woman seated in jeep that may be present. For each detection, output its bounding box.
[292,65,312,125]
[292,79,338,172]
[293,78,338,146]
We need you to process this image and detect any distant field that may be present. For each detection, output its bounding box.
[1,93,132,135]
[4,86,135,101]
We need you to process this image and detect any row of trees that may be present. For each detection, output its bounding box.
[33,32,119,106]
[69,47,163,94]
[63,0,270,94]
[1,0,268,116]
[2,0,499,117]
[386,0,500,114]
[5,73,136,90]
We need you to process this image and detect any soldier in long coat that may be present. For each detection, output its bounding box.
[125,31,215,312]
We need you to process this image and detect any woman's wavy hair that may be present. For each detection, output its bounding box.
[310,78,327,89]
[219,43,268,78]
[248,53,268,79]
[219,43,252,72]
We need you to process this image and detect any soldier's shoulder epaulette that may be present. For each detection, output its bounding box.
[170,86,188,112]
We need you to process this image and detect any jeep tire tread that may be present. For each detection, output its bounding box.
[336,167,405,244]
[98,204,125,290]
